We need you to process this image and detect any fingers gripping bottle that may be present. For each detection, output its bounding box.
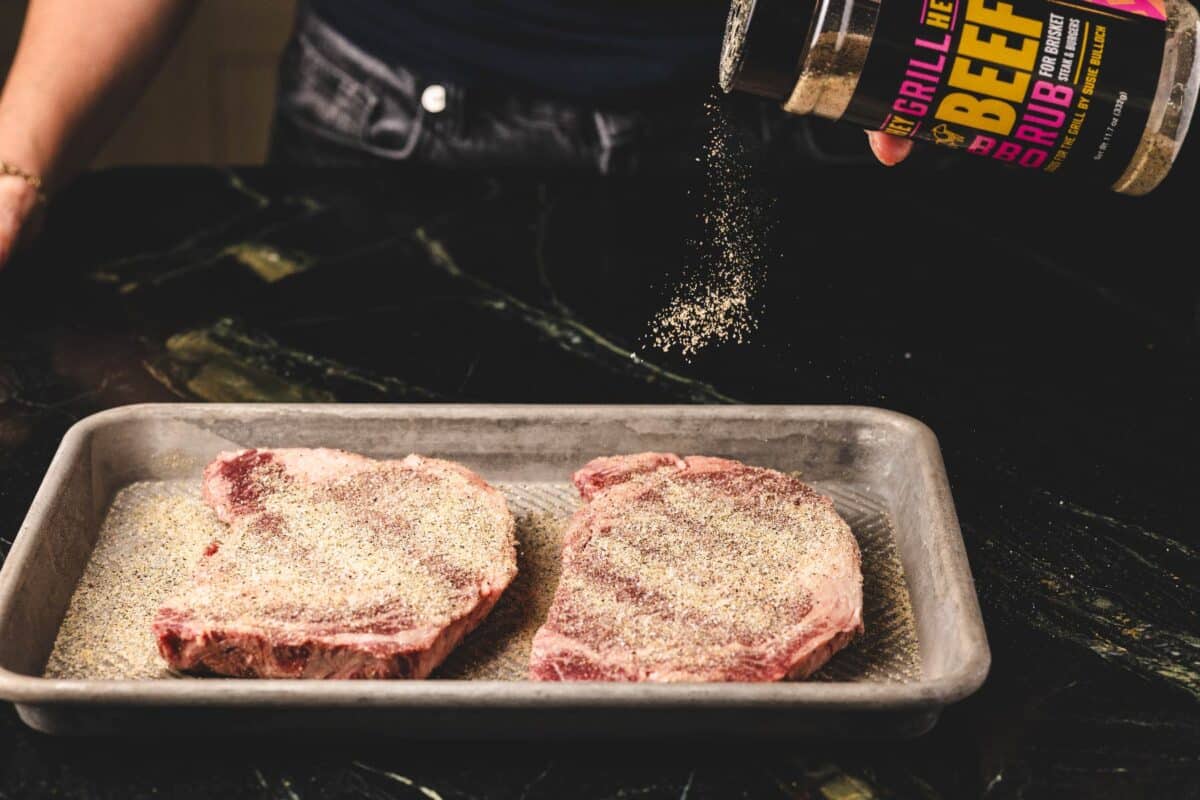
[720,0,1200,194]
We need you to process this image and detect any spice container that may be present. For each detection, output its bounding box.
[720,0,1200,194]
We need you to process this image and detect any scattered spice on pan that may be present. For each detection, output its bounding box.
[436,510,567,679]
[44,481,223,679]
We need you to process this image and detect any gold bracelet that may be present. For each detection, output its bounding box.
[0,159,48,205]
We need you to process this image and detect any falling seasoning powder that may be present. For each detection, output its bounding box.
[649,94,772,358]
[44,481,224,679]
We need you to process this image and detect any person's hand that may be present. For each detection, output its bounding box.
[866,131,914,167]
[0,176,42,270]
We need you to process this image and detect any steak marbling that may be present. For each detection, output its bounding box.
[153,448,517,679]
[530,453,863,682]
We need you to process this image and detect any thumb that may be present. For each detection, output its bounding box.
[866,131,915,167]
[0,209,18,271]
[0,181,40,271]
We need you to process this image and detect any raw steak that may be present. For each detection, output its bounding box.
[530,453,863,682]
[153,448,517,678]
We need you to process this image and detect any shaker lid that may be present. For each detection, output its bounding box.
[719,0,815,101]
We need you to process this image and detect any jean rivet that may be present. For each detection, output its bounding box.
[421,84,447,114]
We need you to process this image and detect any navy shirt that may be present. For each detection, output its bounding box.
[309,0,728,101]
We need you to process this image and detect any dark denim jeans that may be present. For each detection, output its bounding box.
[269,7,876,172]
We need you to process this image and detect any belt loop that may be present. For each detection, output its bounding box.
[593,111,642,175]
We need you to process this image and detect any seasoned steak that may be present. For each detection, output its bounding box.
[153,448,517,679]
[530,453,863,682]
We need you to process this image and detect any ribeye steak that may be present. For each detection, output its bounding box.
[530,453,863,682]
[154,448,517,678]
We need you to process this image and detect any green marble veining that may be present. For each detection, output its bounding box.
[352,761,446,800]
[973,509,1200,701]
[532,184,575,318]
[414,227,738,404]
[156,326,334,402]
[88,169,326,293]
[812,772,878,800]
[150,317,440,403]
[1054,494,1200,562]
[222,243,314,283]
[770,759,944,800]
[226,168,272,209]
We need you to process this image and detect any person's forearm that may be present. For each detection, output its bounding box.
[0,0,197,191]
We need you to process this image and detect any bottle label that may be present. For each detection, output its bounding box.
[842,0,1166,183]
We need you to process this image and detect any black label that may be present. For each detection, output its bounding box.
[842,0,1166,183]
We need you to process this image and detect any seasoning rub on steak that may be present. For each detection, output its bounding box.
[153,448,517,679]
[530,453,863,682]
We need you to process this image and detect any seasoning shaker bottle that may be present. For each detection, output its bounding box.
[720,0,1200,194]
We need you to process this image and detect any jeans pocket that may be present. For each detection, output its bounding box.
[278,9,432,161]
[277,31,380,146]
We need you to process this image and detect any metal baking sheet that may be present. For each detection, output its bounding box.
[0,404,989,737]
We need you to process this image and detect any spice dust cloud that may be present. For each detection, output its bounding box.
[648,94,774,358]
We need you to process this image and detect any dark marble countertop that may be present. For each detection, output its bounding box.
[0,146,1196,799]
